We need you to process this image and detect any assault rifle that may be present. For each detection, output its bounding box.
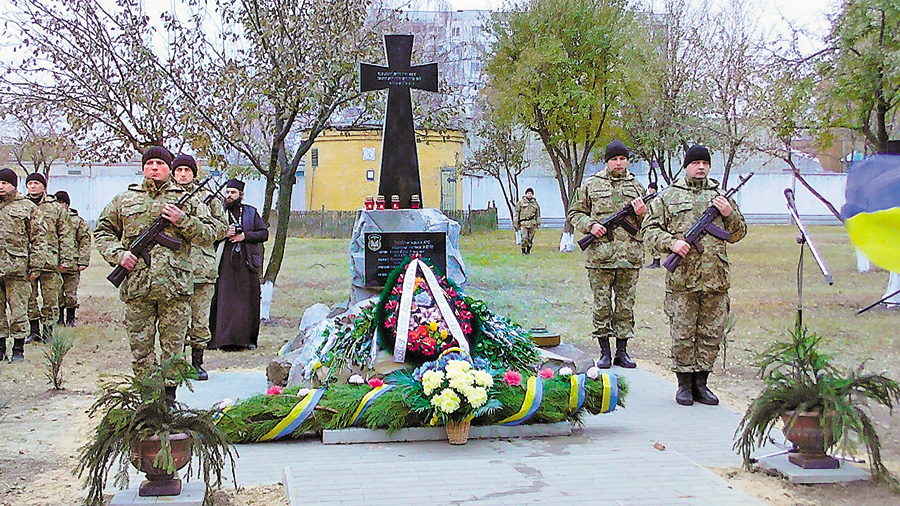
[577,192,659,251]
[203,179,229,205]
[107,176,212,287]
[662,172,754,273]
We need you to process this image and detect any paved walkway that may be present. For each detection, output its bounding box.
[157,366,770,506]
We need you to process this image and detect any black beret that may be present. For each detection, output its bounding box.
[0,168,17,187]
[142,146,173,168]
[525,188,534,194]
[25,172,47,187]
[54,190,70,206]
[682,144,711,168]
[604,140,630,163]
[172,154,198,176]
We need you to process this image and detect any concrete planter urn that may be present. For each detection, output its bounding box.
[781,411,839,469]
[130,433,194,496]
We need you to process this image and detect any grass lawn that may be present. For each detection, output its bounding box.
[1,224,899,505]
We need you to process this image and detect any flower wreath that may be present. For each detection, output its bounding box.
[375,255,480,364]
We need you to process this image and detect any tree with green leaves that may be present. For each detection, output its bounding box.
[622,0,709,186]
[821,0,900,153]
[484,0,639,248]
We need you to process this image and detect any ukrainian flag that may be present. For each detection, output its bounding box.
[842,154,900,273]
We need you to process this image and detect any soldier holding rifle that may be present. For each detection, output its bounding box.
[643,144,747,407]
[94,146,218,404]
[567,140,647,369]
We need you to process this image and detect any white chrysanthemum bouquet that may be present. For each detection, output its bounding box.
[418,357,499,425]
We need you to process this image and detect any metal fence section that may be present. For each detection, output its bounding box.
[280,207,498,238]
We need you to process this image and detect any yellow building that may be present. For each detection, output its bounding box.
[304,127,465,211]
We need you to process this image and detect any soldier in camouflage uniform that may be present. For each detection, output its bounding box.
[642,145,747,406]
[567,141,647,369]
[54,191,91,326]
[172,154,227,381]
[513,188,541,255]
[0,168,46,362]
[94,146,217,403]
[24,173,75,343]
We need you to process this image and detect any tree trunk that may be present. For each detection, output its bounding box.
[262,169,296,284]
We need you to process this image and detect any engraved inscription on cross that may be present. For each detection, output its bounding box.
[360,34,438,208]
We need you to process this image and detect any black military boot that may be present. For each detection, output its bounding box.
[164,386,177,409]
[0,338,6,362]
[521,246,527,255]
[613,338,637,368]
[192,347,209,381]
[595,337,612,369]
[57,307,65,325]
[42,323,54,343]
[526,246,532,255]
[66,308,77,327]
[646,258,660,269]
[675,372,694,406]
[25,319,41,344]
[692,371,720,405]
[11,338,25,362]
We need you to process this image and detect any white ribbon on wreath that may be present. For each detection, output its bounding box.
[393,258,469,363]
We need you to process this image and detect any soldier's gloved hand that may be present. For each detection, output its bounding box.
[712,196,732,217]
[120,251,138,271]
[162,204,185,224]
[590,223,607,238]
[672,239,691,258]
[632,197,647,216]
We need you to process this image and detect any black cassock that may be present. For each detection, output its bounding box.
[209,203,268,350]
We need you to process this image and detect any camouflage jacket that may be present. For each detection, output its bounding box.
[29,192,76,271]
[0,191,47,279]
[567,169,647,269]
[67,209,92,269]
[178,181,228,283]
[513,196,541,229]
[643,176,747,292]
[94,178,217,301]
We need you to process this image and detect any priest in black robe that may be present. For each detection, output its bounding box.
[209,179,268,350]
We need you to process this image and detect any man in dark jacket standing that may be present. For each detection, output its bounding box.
[209,179,268,350]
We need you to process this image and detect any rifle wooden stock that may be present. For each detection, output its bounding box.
[106,177,212,287]
[577,192,658,251]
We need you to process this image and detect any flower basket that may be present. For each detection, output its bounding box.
[446,419,471,445]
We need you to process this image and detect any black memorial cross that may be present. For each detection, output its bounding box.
[360,34,438,208]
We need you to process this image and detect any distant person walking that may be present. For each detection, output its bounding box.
[208,180,268,351]
[643,144,747,406]
[513,188,541,255]
[54,190,91,326]
[567,140,647,370]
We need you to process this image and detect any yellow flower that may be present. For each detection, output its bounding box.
[440,330,448,339]
[428,321,439,332]
[473,370,494,388]
[422,370,445,395]
[431,388,461,414]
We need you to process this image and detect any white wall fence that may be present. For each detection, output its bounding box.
[464,171,847,229]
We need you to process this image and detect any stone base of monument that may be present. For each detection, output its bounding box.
[757,454,869,484]
[538,344,594,373]
[322,421,572,445]
[109,481,205,506]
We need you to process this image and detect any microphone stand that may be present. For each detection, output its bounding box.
[784,188,833,332]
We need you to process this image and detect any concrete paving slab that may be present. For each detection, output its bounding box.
[322,422,572,444]
[758,454,870,484]
[109,482,205,505]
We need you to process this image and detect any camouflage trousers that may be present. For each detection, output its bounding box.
[28,271,62,324]
[1,276,30,341]
[519,227,536,249]
[186,282,215,351]
[59,272,81,308]
[588,267,640,342]
[664,290,729,373]
[124,296,191,383]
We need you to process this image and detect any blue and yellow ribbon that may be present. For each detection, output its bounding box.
[568,373,587,413]
[599,373,619,414]
[258,389,325,442]
[350,384,395,426]
[499,376,544,426]
[212,404,232,425]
